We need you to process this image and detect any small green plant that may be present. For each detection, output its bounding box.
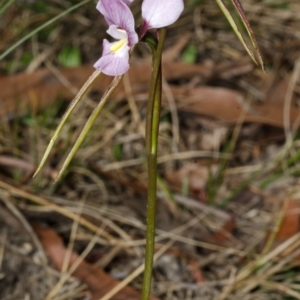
[58,46,81,68]
[182,45,198,64]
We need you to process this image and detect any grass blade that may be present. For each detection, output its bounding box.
[0,0,15,15]
[215,0,263,69]
[231,0,264,70]
[0,0,92,60]
[33,70,101,178]
[55,75,123,182]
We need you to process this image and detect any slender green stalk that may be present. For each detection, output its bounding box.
[142,27,167,300]
[0,0,92,60]
[0,0,15,15]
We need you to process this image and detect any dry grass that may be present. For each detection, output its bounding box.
[1,0,300,299]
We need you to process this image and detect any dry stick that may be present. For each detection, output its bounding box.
[63,201,242,253]
[61,198,143,257]
[0,230,7,272]
[46,213,84,300]
[261,197,289,255]
[215,99,251,206]
[46,61,79,95]
[79,116,129,160]
[216,232,300,300]
[123,72,142,126]
[243,238,300,285]
[33,69,101,178]
[53,286,87,300]
[283,55,300,155]
[101,150,231,172]
[0,180,114,242]
[0,191,48,264]
[45,225,107,300]
[261,281,300,300]
[55,75,123,182]
[61,200,87,274]
[70,166,109,199]
[162,77,180,148]
[49,196,137,250]
[98,240,174,300]
[240,242,300,295]
[255,232,300,268]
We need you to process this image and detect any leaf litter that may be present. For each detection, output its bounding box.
[1,0,300,299]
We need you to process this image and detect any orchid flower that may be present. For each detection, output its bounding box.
[94,0,184,76]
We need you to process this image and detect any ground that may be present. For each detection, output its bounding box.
[1,0,300,299]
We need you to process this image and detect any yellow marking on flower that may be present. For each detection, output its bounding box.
[110,38,127,53]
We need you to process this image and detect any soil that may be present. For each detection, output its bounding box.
[1,0,300,299]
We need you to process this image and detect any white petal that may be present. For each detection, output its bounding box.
[142,0,184,29]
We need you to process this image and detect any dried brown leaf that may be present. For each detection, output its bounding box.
[34,224,159,300]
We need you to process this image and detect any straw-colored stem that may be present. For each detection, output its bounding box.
[33,69,101,178]
[55,75,123,182]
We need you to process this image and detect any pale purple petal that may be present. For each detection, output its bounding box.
[96,0,138,46]
[142,0,184,29]
[107,25,127,40]
[122,0,134,5]
[94,39,130,76]
[96,0,114,25]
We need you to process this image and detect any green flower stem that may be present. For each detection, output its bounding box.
[142,69,162,299]
[142,27,167,300]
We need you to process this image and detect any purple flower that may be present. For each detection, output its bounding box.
[94,0,138,76]
[94,0,184,76]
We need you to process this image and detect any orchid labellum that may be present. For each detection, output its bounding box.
[94,0,184,76]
